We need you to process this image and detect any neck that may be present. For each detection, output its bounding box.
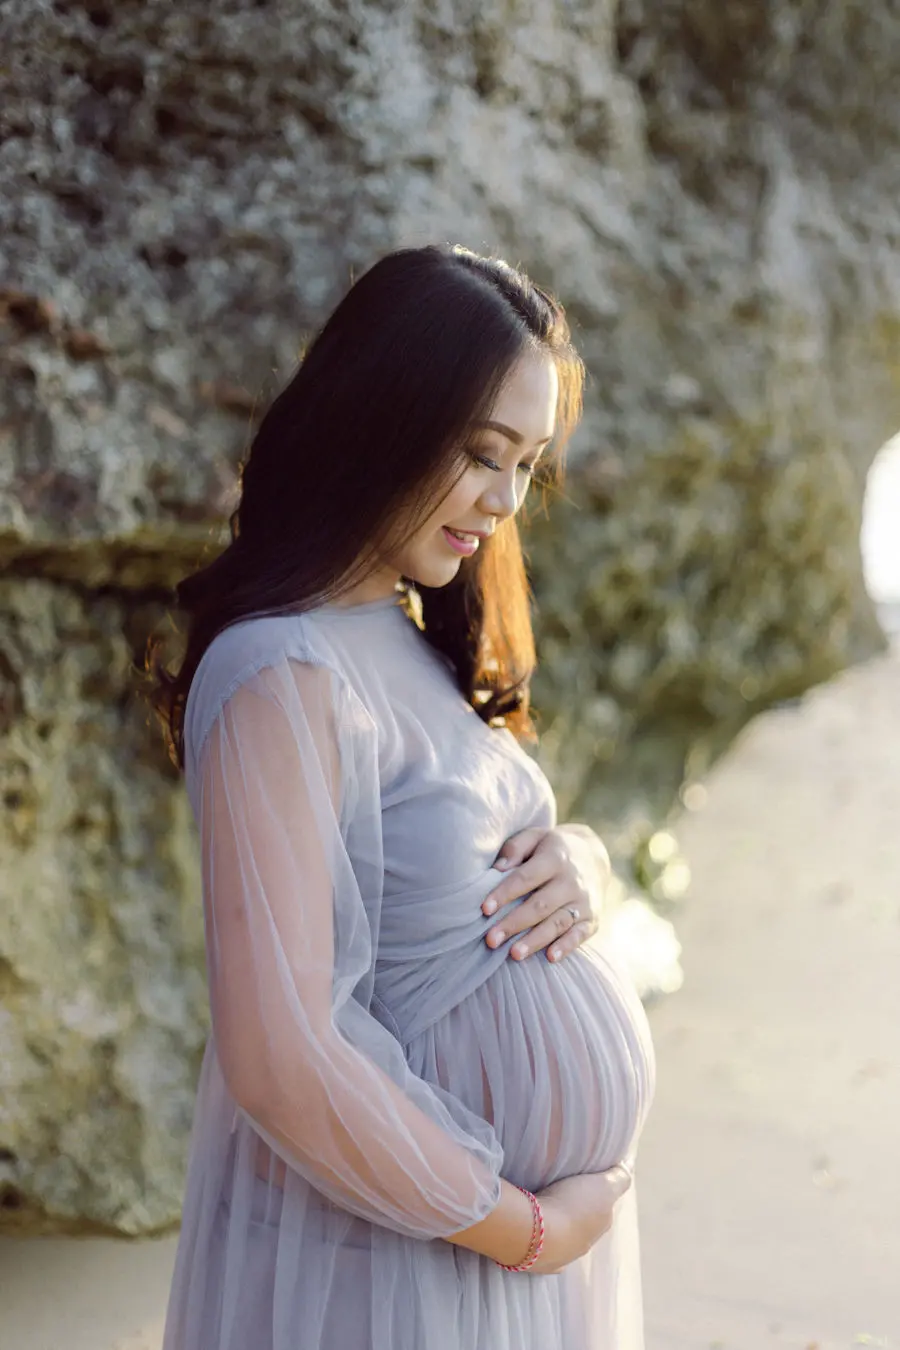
[329,565,403,608]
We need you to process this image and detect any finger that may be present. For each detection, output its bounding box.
[604,1164,634,1200]
[544,917,595,964]
[491,827,547,874]
[484,874,571,948]
[492,875,588,950]
[482,849,559,919]
[507,906,587,961]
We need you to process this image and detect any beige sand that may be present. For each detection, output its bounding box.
[639,646,900,1350]
[1,649,898,1350]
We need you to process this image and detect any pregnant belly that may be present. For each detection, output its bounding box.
[403,942,656,1192]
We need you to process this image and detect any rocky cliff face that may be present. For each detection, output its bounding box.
[1,0,895,1234]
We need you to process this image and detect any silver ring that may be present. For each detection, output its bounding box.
[566,906,579,922]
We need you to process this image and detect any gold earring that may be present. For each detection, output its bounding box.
[399,579,425,631]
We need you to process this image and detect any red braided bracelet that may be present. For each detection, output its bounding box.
[495,1187,545,1272]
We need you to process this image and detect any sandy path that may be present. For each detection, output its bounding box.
[638,647,900,1350]
[1,649,898,1349]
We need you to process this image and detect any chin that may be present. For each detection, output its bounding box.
[405,554,463,590]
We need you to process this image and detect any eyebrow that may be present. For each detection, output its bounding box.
[475,419,554,448]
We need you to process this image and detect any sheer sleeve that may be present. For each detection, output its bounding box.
[190,643,503,1241]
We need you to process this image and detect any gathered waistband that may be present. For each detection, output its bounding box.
[372,894,535,1045]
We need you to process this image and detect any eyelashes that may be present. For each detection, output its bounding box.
[469,451,537,478]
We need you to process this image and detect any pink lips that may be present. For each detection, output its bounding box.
[442,527,480,556]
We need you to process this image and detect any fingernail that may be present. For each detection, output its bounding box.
[495,858,511,870]
[482,897,497,915]
[512,942,527,959]
[549,948,561,962]
[490,930,506,946]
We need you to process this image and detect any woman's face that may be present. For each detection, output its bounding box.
[355,351,559,601]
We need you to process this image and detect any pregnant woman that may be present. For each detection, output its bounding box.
[150,244,655,1350]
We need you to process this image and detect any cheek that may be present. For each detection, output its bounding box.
[399,525,439,565]
[385,518,450,576]
[417,473,480,541]
[439,470,481,519]
[382,471,480,575]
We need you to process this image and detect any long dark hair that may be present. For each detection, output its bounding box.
[146,245,583,769]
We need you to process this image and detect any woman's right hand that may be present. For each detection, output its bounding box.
[529,1164,633,1274]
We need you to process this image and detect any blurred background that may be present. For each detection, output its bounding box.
[1,2,898,1347]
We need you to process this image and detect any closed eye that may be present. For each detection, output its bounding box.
[470,452,501,472]
[471,452,538,477]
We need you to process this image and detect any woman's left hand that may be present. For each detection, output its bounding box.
[481,824,611,963]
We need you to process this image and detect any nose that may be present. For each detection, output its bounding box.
[478,468,525,522]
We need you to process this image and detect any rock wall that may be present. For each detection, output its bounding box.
[1,0,896,1233]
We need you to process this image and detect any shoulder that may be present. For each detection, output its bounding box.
[185,611,368,770]
[188,611,325,706]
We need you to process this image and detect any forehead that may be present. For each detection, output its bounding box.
[487,352,558,440]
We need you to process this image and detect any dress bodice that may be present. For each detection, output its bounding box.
[309,599,555,882]
[304,599,556,1040]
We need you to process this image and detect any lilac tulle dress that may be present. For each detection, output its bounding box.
[161,594,655,1350]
